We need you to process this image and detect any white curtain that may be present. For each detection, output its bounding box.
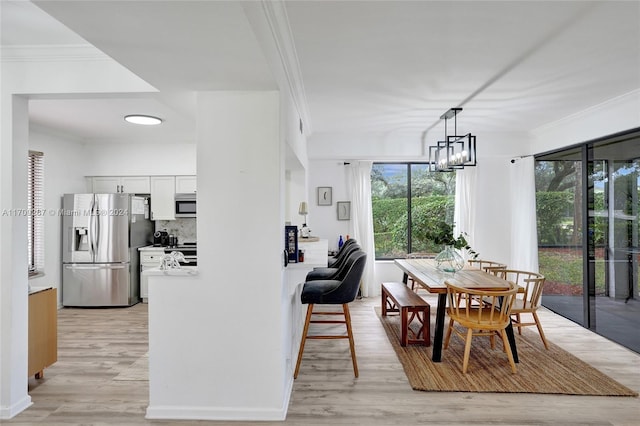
[454,166,478,259]
[346,161,377,297]
[510,156,539,272]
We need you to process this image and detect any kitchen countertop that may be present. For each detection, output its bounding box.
[142,266,198,276]
[139,245,168,251]
[139,245,197,251]
[29,285,53,295]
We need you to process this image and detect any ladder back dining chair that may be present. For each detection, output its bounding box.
[490,269,549,349]
[444,280,519,374]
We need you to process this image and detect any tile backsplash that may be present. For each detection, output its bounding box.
[155,218,197,244]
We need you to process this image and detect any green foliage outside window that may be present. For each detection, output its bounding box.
[536,191,606,246]
[372,194,456,258]
[371,163,458,259]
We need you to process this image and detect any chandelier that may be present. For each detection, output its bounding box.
[428,107,477,172]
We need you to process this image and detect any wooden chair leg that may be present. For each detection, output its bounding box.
[500,329,517,373]
[294,304,314,379]
[462,328,473,374]
[533,312,550,350]
[443,318,454,349]
[343,303,359,378]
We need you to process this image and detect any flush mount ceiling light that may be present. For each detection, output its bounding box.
[124,114,163,125]
[428,107,477,172]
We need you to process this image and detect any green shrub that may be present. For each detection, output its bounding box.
[373,195,455,257]
[536,192,574,245]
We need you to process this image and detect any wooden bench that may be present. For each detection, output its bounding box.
[381,282,431,346]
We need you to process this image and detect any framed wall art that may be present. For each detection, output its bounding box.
[337,201,351,220]
[317,186,332,206]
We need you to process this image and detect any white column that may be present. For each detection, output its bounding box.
[147,91,288,421]
[0,94,32,419]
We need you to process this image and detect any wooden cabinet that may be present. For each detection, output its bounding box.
[175,175,197,193]
[28,287,57,379]
[150,176,176,220]
[90,176,150,193]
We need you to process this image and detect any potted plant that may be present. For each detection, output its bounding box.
[425,221,478,272]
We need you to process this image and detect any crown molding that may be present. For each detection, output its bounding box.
[258,0,312,135]
[531,89,640,135]
[1,44,110,62]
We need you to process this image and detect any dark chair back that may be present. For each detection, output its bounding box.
[328,239,357,267]
[328,243,361,272]
[306,244,361,281]
[301,250,367,305]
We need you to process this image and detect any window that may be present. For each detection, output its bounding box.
[371,163,456,259]
[28,150,44,276]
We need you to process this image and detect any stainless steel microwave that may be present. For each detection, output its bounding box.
[175,193,196,218]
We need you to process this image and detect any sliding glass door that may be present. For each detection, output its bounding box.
[536,129,640,354]
[535,148,584,325]
[589,137,639,350]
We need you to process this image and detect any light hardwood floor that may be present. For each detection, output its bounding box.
[7,293,640,425]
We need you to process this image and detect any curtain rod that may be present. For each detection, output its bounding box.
[510,155,533,164]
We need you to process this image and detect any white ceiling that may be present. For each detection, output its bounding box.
[3,0,639,148]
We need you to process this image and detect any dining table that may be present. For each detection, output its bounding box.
[394,258,519,363]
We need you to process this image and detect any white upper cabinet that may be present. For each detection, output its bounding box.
[175,175,197,193]
[90,176,150,193]
[150,176,176,220]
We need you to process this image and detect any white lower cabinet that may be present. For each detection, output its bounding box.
[140,248,165,303]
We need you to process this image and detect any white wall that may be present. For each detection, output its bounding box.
[28,129,89,306]
[84,143,196,176]
[307,160,351,252]
[308,131,423,161]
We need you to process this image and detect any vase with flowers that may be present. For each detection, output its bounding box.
[425,221,478,273]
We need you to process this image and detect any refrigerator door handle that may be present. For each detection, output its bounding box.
[64,264,99,270]
[94,197,101,256]
[64,264,128,270]
[89,197,97,257]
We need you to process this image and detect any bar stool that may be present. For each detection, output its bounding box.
[294,250,367,378]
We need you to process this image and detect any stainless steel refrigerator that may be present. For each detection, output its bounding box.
[62,193,153,307]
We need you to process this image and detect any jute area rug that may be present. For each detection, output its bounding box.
[376,308,638,396]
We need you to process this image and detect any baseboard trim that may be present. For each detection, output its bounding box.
[0,395,32,419]
[146,404,287,421]
[145,371,294,421]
